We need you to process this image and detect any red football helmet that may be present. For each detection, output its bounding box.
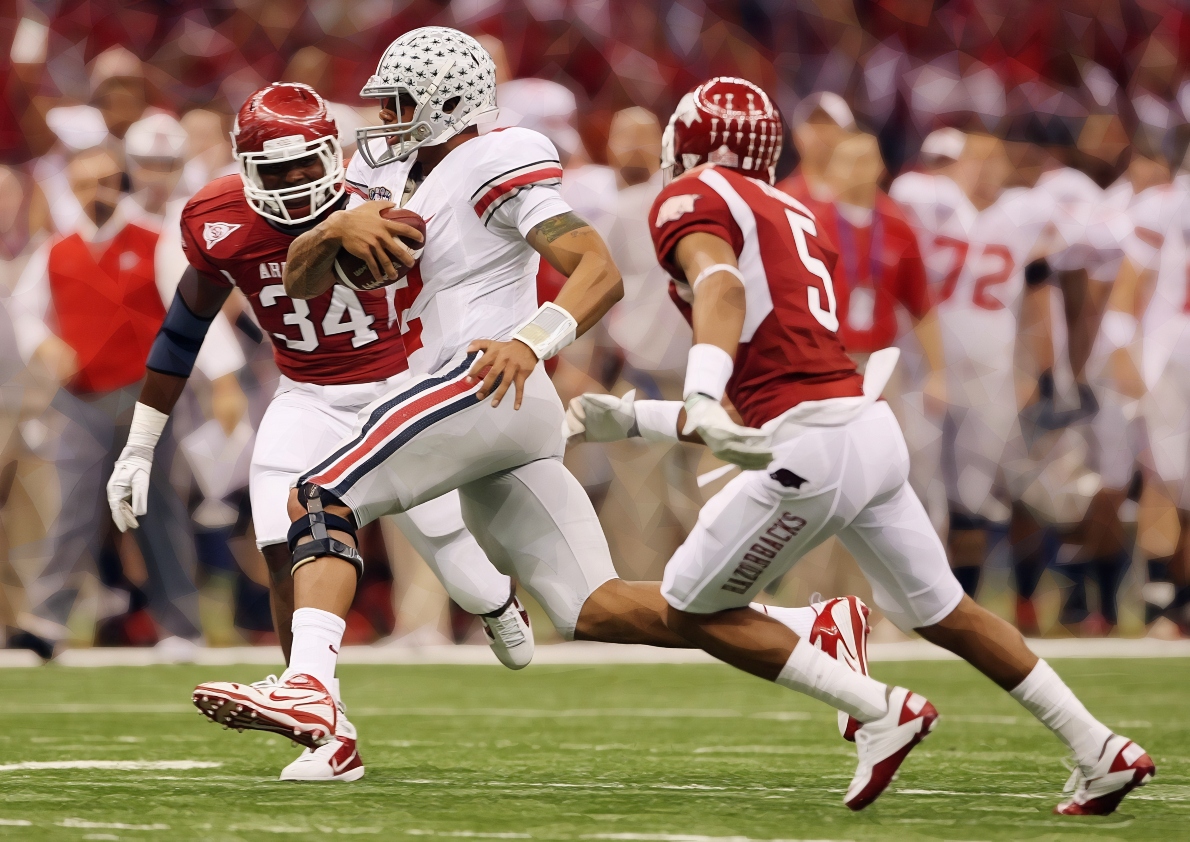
[661,77,783,184]
[233,82,345,225]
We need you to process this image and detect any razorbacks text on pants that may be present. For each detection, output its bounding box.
[721,511,807,594]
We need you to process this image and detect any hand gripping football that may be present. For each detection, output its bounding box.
[332,206,426,291]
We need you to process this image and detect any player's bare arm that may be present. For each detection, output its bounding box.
[284,200,422,299]
[107,266,239,532]
[466,211,624,410]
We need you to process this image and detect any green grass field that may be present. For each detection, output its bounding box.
[0,659,1185,841]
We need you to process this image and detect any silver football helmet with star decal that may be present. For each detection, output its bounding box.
[356,27,499,167]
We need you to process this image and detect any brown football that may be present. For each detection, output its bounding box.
[332,206,426,291]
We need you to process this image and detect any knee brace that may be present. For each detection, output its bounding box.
[288,484,364,579]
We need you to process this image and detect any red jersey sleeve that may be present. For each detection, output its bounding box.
[881,198,930,319]
[649,175,745,280]
[179,197,234,285]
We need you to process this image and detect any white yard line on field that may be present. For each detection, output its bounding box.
[58,818,170,830]
[0,761,220,772]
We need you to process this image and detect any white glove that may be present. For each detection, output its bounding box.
[567,389,638,443]
[682,393,773,470]
[107,403,168,532]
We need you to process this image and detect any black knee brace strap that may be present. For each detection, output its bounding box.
[289,484,364,579]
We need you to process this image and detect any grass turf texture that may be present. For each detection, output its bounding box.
[0,660,1185,841]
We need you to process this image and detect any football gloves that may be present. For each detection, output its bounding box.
[565,389,639,442]
[682,393,773,470]
[106,403,168,532]
[107,446,153,532]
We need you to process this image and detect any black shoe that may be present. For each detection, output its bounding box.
[7,629,55,661]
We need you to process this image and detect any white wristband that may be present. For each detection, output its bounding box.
[692,263,744,292]
[1099,310,1137,352]
[635,400,682,442]
[512,301,578,360]
[122,402,169,457]
[684,343,735,401]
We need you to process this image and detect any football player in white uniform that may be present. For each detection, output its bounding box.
[1113,141,1190,634]
[111,83,538,783]
[889,129,980,538]
[189,30,867,779]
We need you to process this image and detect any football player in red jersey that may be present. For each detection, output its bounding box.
[570,77,1152,814]
[106,83,536,781]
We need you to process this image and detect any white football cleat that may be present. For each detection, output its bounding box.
[193,673,337,749]
[280,710,365,782]
[808,595,871,741]
[480,590,534,670]
[845,686,938,811]
[1054,734,1155,815]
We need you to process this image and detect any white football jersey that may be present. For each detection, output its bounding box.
[346,127,570,373]
[936,185,1126,385]
[888,171,978,303]
[1117,179,1190,384]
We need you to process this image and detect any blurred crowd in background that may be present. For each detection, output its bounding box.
[3,0,1190,658]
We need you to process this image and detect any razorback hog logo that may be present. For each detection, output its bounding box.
[203,222,241,250]
[721,511,807,594]
[655,194,697,227]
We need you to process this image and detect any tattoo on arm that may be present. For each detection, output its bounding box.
[533,212,589,243]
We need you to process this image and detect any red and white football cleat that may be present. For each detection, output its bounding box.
[1054,735,1155,815]
[192,673,337,749]
[280,709,365,782]
[480,592,534,670]
[845,686,938,811]
[809,595,871,741]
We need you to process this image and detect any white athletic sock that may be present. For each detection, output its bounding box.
[776,638,889,721]
[1010,659,1112,767]
[282,607,345,692]
[752,603,817,639]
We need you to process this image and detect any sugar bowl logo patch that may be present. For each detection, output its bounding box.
[368,186,393,201]
[203,222,242,250]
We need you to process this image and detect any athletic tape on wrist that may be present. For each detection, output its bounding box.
[683,343,735,402]
[124,402,169,455]
[635,400,682,442]
[512,301,578,360]
[691,263,744,292]
[1099,310,1137,351]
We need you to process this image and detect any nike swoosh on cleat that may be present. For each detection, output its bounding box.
[331,749,359,774]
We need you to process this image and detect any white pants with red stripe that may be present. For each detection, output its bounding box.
[662,402,963,632]
[300,351,618,638]
[251,372,513,615]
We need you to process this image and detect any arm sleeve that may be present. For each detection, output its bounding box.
[179,208,230,282]
[470,129,564,231]
[344,150,371,210]
[648,181,743,280]
[192,313,246,381]
[490,183,574,238]
[890,216,930,318]
[8,243,53,363]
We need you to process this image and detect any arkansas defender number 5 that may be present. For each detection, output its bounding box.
[259,284,380,351]
[785,209,840,332]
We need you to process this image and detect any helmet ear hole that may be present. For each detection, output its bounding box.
[443,96,462,114]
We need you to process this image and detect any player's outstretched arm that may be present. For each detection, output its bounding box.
[284,201,420,299]
[107,267,234,532]
[671,231,771,470]
[467,212,624,409]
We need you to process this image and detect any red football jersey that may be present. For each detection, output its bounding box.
[180,175,408,385]
[779,178,930,353]
[650,165,863,427]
